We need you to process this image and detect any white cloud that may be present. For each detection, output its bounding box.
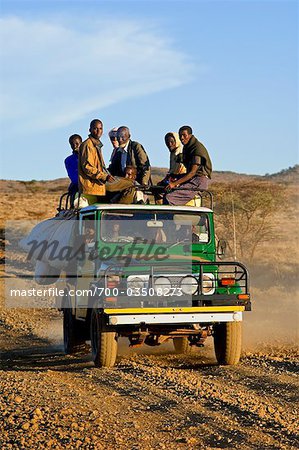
[0,16,195,131]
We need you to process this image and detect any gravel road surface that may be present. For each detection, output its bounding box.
[0,308,298,450]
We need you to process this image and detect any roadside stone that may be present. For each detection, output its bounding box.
[33,407,43,417]
[22,422,31,430]
[267,405,275,414]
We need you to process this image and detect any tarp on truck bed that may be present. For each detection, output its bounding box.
[19,210,80,279]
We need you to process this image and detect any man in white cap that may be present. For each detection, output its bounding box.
[108,127,119,158]
[108,127,125,177]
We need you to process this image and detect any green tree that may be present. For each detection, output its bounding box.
[213,181,285,262]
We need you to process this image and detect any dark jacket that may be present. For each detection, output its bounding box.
[183,135,212,179]
[108,149,126,177]
[126,140,151,185]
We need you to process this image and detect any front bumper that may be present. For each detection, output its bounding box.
[104,306,244,326]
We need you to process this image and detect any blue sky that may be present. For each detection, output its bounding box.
[0,0,298,180]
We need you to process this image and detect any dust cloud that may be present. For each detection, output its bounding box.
[243,287,298,350]
[40,286,298,356]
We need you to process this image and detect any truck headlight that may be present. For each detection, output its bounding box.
[180,276,198,295]
[127,277,144,293]
[202,273,215,295]
[153,276,171,295]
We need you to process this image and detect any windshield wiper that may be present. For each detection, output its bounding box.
[167,239,190,249]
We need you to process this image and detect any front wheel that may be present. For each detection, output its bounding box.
[213,322,242,365]
[90,310,118,368]
[173,337,192,354]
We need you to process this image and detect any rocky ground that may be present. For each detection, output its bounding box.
[0,304,298,450]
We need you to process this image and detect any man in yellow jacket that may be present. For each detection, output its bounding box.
[79,119,135,204]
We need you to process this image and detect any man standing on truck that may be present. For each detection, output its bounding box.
[78,119,135,204]
[164,126,212,205]
[108,127,119,164]
[116,126,151,185]
[108,126,126,178]
[64,134,82,199]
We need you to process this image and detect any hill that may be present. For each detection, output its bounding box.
[264,164,299,183]
[0,165,297,194]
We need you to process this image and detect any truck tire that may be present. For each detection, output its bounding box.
[63,308,86,354]
[90,309,118,368]
[173,337,192,354]
[213,322,242,365]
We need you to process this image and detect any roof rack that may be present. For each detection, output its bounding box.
[58,192,72,212]
[139,185,213,209]
[57,187,214,212]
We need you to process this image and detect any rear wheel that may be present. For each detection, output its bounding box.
[63,307,86,354]
[173,337,192,354]
[90,309,118,368]
[213,322,242,365]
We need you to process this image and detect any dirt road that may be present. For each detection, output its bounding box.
[0,309,298,450]
[0,182,298,449]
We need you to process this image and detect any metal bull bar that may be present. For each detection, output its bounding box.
[88,260,250,310]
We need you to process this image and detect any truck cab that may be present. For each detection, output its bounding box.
[61,193,250,368]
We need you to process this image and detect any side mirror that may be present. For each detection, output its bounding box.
[217,239,227,259]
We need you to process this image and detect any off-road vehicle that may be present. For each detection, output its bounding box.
[59,190,250,368]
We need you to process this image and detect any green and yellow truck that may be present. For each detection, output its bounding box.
[61,193,250,368]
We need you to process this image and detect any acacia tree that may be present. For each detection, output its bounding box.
[213,181,285,262]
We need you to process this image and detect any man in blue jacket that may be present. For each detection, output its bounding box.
[64,134,82,197]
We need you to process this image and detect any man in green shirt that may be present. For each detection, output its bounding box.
[164,126,212,205]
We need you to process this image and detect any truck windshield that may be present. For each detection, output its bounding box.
[101,210,209,244]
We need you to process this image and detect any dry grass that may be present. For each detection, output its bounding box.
[0,172,298,345]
